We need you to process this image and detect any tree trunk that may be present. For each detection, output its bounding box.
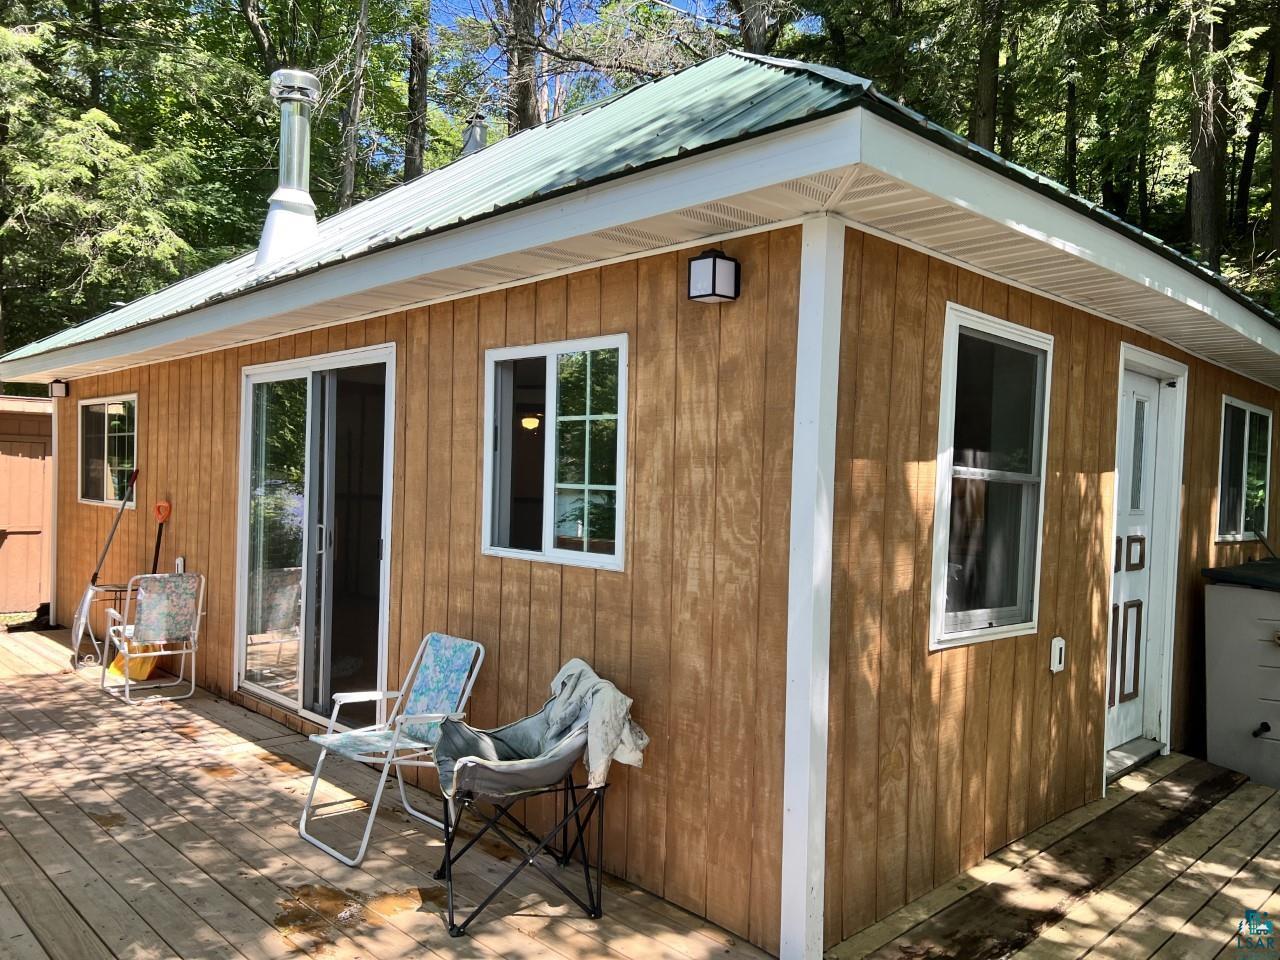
[0,107,8,360]
[89,0,102,108]
[1064,75,1078,193]
[507,0,541,132]
[1273,24,1280,251]
[731,0,781,54]
[1188,2,1225,268]
[336,0,370,210]
[969,0,1002,150]
[404,0,432,181]
[999,25,1018,159]
[238,0,281,74]
[1234,52,1272,235]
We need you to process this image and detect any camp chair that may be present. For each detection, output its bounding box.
[298,632,485,867]
[431,699,604,937]
[100,572,205,704]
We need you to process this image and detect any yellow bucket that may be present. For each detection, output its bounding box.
[109,643,163,680]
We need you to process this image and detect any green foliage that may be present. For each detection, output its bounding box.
[5,0,1280,390]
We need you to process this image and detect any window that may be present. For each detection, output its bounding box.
[930,304,1052,648]
[483,335,627,570]
[1217,396,1271,540]
[79,395,137,505]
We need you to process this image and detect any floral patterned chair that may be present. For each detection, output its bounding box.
[298,631,485,866]
[101,572,206,704]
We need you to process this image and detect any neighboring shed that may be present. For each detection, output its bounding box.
[0,396,53,614]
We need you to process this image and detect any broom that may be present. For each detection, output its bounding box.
[109,500,172,681]
[71,469,138,667]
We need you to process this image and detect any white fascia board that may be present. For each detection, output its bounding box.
[856,108,1280,359]
[0,112,862,383]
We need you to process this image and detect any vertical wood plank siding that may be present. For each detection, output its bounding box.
[51,222,1277,952]
[823,227,1280,946]
[51,228,801,954]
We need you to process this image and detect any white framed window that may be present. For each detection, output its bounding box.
[930,304,1053,649]
[1217,395,1272,541]
[482,334,628,571]
[78,393,137,507]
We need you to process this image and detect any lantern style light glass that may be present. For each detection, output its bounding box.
[688,249,740,303]
[48,380,69,398]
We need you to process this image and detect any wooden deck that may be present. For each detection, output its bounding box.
[829,751,1280,959]
[0,629,770,960]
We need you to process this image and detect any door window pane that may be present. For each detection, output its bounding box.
[1130,398,1146,511]
[244,377,307,702]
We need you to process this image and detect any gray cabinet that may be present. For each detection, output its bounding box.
[1205,582,1280,788]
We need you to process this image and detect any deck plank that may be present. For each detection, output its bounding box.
[860,759,1247,960]
[826,752,1192,959]
[0,824,115,960]
[0,884,53,960]
[1102,791,1280,959]
[0,631,764,960]
[1012,783,1274,959]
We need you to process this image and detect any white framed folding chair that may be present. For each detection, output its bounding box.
[298,631,485,867]
[100,572,205,704]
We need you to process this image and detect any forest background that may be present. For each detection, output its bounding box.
[0,0,1272,379]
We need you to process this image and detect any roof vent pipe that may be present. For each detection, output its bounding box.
[257,69,321,268]
[461,114,488,156]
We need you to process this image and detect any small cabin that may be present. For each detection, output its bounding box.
[3,52,1278,959]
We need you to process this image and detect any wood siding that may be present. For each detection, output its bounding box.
[823,227,1280,947]
[50,221,1279,954]
[51,229,800,954]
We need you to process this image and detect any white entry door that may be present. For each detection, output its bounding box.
[1107,369,1161,749]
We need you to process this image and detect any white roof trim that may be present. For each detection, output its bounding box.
[0,113,860,383]
[856,109,1280,361]
[3,102,1278,388]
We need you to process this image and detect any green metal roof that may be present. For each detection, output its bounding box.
[2,52,860,366]
[4,50,1276,369]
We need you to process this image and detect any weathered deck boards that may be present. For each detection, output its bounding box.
[828,752,1280,960]
[0,630,769,960]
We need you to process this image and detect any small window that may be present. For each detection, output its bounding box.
[483,335,627,570]
[79,395,137,505]
[930,304,1052,648]
[1217,396,1271,540]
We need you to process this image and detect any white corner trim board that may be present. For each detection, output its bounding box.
[780,215,845,960]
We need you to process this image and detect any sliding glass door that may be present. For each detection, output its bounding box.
[239,347,394,725]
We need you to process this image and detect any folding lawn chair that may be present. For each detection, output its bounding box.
[100,572,205,704]
[430,658,649,936]
[297,631,485,867]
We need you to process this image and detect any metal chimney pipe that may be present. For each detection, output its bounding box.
[256,69,321,268]
[461,114,488,157]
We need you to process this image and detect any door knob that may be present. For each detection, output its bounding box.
[1253,721,1272,738]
